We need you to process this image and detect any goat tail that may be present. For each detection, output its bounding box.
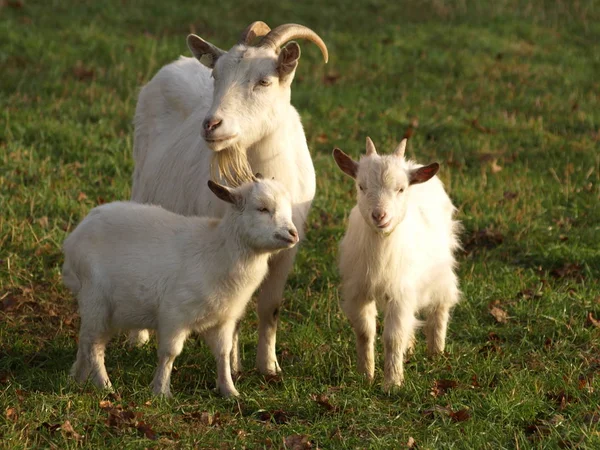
[61,257,82,295]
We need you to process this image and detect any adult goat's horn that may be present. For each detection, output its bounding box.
[239,21,271,45]
[259,24,328,63]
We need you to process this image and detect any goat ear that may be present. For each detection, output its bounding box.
[365,137,377,156]
[393,138,407,158]
[333,148,359,179]
[277,42,301,81]
[187,34,226,69]
[409,163,439,185]
[207,180,241,206]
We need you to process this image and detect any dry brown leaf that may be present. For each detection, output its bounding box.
[284,434,312,450]
[77,191,88,202]
[37,216,49,228]
[491,159,503,173]
[450,408,471,422]
[311,393,337,412]
[1,295,19,312]
[431,379,458,397]
[407,436,417,448]
[323,72,341,85]
[5,407,18,422]
[99,400,112,409]
[489,304,509,323]
[316,133,328,144]
[72,62,95,81]
[471,118,496,134]
[587,312,600,328]
[258,409,289,425]
[136,421,157,440]
[61,420,82,441]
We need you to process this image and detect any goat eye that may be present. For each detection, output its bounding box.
[258,79,271,87]
[359,185,365,192]
[257,207,269,213]
[398,187,405,194]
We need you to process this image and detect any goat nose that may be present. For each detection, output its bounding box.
[288,228,298,239]
[203,117,222,132]
[372,211,386,222]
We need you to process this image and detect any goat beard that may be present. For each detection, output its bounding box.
[210,143,254,187]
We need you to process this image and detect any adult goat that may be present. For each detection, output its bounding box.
[130,21,328,376]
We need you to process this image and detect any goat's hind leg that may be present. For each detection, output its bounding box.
[424,273,459,355]
[72,316,113,390]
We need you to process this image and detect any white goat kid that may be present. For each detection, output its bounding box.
[333,137,460,391]
[130,22,328,376]
[63,178,298,397]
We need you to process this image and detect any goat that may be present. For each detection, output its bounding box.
[129,21,328,376]
[333,137,460,391]
[63,178,298,397]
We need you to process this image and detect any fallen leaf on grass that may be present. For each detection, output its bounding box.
[72,62,95,81]
[315,133,328,144]
[470,118,496,134]
[284,434,312,449]
[463,228,504,254]
[6,0,24,9]
[37,216,49,228]
[1,295,19,312]
[407,436,417,448]
[77,191,88,202]
[587,312,600,328]
[182,411,221,427]
[491,159,503,173]
[311,393,338,412]
[5,407,18,422]
[136,421,157,440]
[257,409,289,425]
[431,379,458,397]
[403,118,419,140]
[550,263,584,281]
[423,405,471,422]
[526,415,564,439]
[450,409,471,422]
[546,391,575,411]
[37,422,62,433]
[489,302,509,323]
[61,420,83,441]
[323,72,341,85]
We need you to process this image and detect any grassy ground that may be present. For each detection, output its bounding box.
[1,0,599,448]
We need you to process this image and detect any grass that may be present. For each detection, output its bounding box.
[1,0,599,448]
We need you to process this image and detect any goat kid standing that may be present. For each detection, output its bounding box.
[333,137,460,391]
[62,178,298,397]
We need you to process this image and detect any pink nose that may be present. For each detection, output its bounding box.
[203,117,222,133]
[372,210,387,222]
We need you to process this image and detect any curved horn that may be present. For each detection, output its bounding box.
[259,24,328,63]
[238,21,271,45]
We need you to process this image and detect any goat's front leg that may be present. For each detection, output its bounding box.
[341,296,377,382]
[205,321,239,397]
[383,296,418,392]
[153,326,189,398]
[256,246,298,375]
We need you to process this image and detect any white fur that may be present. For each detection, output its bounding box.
[130,37,318,376]
[334,139,460,391]
[63,179,297,397]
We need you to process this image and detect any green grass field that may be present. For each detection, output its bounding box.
[1,0,599,448]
